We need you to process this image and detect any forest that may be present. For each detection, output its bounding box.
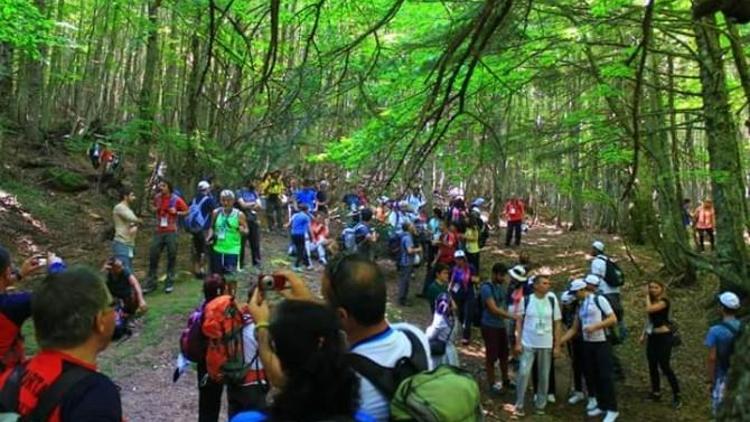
[1,0,750,420]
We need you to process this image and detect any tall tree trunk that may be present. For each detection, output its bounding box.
[693,16,749,292]
[0,43,13,118]
[24,0,47,143]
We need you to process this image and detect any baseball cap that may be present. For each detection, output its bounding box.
[454,250,466,259]
[569,279,587,292]
[719,292,741,310]
[584,274,601,286]
[561,291,577,305]
[592,241,605,252]
[197,180,210,191]
[508,265,527,282]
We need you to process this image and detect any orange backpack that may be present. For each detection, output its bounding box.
[201,295,248,384]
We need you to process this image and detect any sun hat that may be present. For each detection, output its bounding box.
[584,274,601,286]
[719,292,741,310]
[454,250,466,259]
[592,241,605,252]
[568,279,587,292]
[508,265,527,282]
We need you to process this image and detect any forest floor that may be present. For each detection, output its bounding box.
[0,141,719,421]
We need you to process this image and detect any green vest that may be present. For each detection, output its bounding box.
[213,209,242,255]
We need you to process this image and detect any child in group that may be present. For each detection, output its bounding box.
[426,292,459,367]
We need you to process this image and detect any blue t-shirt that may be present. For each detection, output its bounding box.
[343,193,360,208]
[231,410,375,422]
[237,188,259,204]
[290,212,311,236]
[399,233,414,267]
[295,188,318,210]
[480,282,507,328]
[705,319,742,378]
[354,223,371,240]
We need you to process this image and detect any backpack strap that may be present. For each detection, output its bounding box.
[720,321,740,337]
[346,329,428,400]
[0,364,24,414]
[29,365,95,421]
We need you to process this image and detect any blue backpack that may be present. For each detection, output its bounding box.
[342,223,365,252]
[184,196,211,233]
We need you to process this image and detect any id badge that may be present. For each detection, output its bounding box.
[451,283,460,294]
[510,207,516,214]
[160,216,168,227]
[128,248,134,259]
[535,321,545,335]
[217,230,226,240]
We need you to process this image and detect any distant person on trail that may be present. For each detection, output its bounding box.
[425,291,459,368]
[433,220,458,267]
[207,190,249,276]
[418,208,444,298]
[480,263,515,395]
[0,247,48,372]
[260,171,285,232]
[285,204,313,272]
[590,241,626,381]
[396,222,422,307]
[188,181,218,279]
[102,257,147,317]
[237,179,263,270]
[294,179,318,213]
[560,279,620,422]
[0,267,123,421]
[306,212,330,265]
[112,187,141,273]
[234,300,371,422]
[342,189,362,213]
[315,180,330,215]
[705,291,742,416]
[640,281,681,409]
[464,214,482,272]
[144,180,188,294]
[354,208,378,261]
[425,263,451,314]
[693,199,716,252]
[504,195,525,247]
[449,250,479,345]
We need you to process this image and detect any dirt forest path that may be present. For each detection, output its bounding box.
[95,221,713,422]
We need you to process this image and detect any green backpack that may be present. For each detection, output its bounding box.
[347,329,483,422]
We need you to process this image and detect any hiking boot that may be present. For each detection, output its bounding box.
[164,281,174,294]
[568,391,585,405]
[603,411,620,422]
[547,394,556,404]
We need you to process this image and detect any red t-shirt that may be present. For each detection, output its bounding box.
[153,193,188,233]
[0,350,123,422]
[310,220,329,243]
[436,231,457,265]
[504,200,525,222]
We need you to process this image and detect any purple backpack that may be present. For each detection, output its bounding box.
[180,303,206,363]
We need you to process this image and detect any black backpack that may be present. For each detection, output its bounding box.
[598,255,625,287]
[718,322,743,372]
[0,364,94,421]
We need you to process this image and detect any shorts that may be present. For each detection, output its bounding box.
[481,325,509,364]
[192,232,208,259]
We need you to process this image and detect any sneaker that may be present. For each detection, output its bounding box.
[587,408,603,417]
[164,283,174,294]
[319,258,327,265]
[547,394,556,404]
[534,408,545,415]
[306,265,314,271]
[490,382,503,395]
[568,391,585,405]
[586,398,598,411]
[142,281,157,295]
[603,411,620,422]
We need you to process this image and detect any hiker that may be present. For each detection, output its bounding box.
[316,180,330,215]
[260,171,285,232]
[0,267,123,421]
[102,257,147,317]
[450,250,479,345]
[112,186,141,273]
[342,189,362,213]
[188,181,218,279]
[144,180,188,294]
[353,208,378,261]
[195,275,267,422]
[418,208,445,298]
[705,291,742,416]
[590,241,626,380]
[207,190,249,276]
[640,281,681,409]
[504,194,525,247]
[693,199,716,252]
[285,204,313,271]
[235,299,371,422]
[294,179,318,213]
[560,288,586,405]
[560,279,620,422]
[506,265,529,353]
[306,212,331,265]
[405,187,426,214]
[425,292,459,367]
[433,220,458,267]
[425,263,452,314]
[504,275,562,418]
[0,247,49,372]
[396,222,422,307]
[480,263,515,395]
[237,179,263,270]
[464,214,482,272]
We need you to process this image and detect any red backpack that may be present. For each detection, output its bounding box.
[0,314,24,371]
[201,295,248,384]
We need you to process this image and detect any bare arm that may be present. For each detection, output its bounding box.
[239,213,249,235]
[559,315,581,344]
[646,296,667,314]
[485,296,513,319]
[707,347,717,385]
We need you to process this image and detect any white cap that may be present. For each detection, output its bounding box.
[719,292,741,310]
[198,180,210,191]
[508,265,527,282]
[569,279,587,292]
[561,291,577,305]
[584,274,601,286]
[454,250,466,259]
[592,241,605,252]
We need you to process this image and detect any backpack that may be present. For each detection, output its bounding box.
[180,304,206,363]
[590,294,626,345]
[347,329,483,422]
[184,195,211,233]
[718,321,743,372]
[201,295,249,384]
[0,364,94,422]
[342,223,365,252]
[597,255,625,287]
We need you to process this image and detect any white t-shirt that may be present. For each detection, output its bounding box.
[519,293,561,349]
[350,323,432,422]
[241,323,265,386]
[591,255,620,295]
[579,294,614,343]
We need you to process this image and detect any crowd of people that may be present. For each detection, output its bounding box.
[0,170,744,421]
